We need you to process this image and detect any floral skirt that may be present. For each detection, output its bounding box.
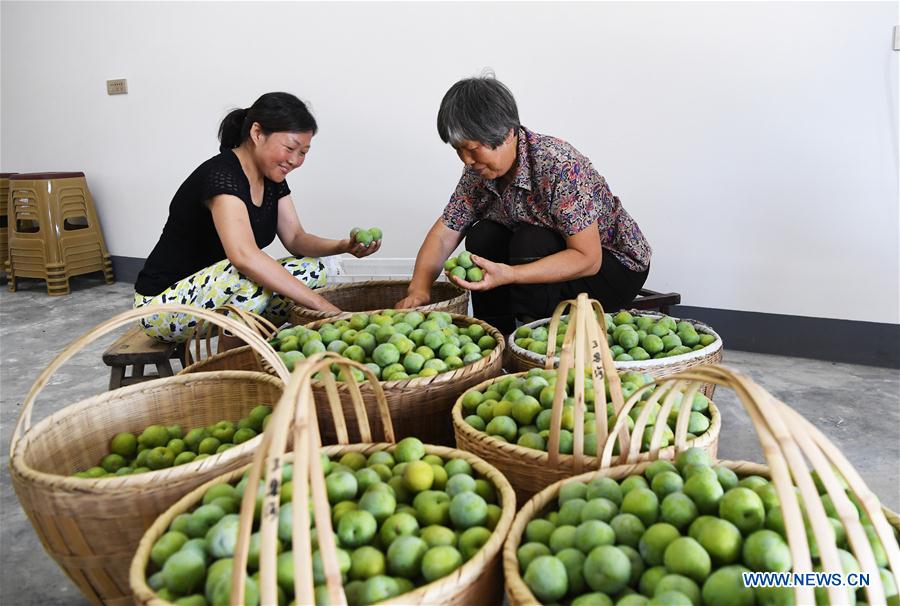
[133,256,326,342]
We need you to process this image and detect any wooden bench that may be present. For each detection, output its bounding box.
[629,288,682,315]
[102,325,183,390]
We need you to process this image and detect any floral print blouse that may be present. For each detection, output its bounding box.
[442,126,651,272]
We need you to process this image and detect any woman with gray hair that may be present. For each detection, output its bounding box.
[396,75,651,335]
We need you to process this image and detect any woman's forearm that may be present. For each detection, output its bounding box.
[286,232,350,258]
[408,221,462,297]
[408,241,447,297]
[510,248,601,284]
[232,250,337,310]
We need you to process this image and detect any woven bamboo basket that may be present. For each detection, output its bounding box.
[305,311,504,447]
[130,351,517,606]
[181,310,506,446]
[504,365,900,606]
[8,305,290,606]
[505,308,723,398]
[454,294,720,505]
[288,279,469,326]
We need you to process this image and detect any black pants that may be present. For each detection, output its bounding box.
[465,220,649,335]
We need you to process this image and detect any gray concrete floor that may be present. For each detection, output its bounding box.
[1,276,898,605]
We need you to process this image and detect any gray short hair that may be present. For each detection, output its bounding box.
[437,74,520,149]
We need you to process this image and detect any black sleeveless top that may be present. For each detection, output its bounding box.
[135,151,290,296]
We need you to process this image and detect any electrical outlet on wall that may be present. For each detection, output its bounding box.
[107,79,128,95]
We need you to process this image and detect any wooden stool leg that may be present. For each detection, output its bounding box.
[173,343,186,372]
[156,360,174,378]
[103,325,180,391]
[109,366,125,390]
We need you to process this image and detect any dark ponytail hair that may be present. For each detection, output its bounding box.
[218,92,318,152]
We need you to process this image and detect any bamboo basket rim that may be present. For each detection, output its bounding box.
[503,458,900,606]
[296,310,506,390]
[508,309,723,370]
[451,370,721,471]
[287,278,469,323]
[10,370,283,493]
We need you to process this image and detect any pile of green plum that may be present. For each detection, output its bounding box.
[144,437,506,606]
[270,311,498,381]
[444,251,484,282]
[459,369,714,456]
[515,447,898,605]
[350,227,382,247]
[514,310,718,362]
[72,405,273,479]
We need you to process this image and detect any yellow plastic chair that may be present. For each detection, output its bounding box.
[6,172,114,295]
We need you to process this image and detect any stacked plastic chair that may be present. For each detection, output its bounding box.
[0,172,15,278]
[6,172,114,295]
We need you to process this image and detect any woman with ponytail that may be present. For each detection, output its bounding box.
[134,92,379,343]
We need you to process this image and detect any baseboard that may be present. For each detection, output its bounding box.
[111,255,145,283]
[672,305,900,369]
[110,256,899,368]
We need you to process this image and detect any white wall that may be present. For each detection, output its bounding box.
[2,1,897,323]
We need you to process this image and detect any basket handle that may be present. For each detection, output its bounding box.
[543,300,572,371]
[646,365,899,606]
[9,304,290,458]
[230,355,396,605]
[597,379,699,468]
[186,305,278,366]
[307,351,396,445]
[547,296,707,472]
[546,294,631,473]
